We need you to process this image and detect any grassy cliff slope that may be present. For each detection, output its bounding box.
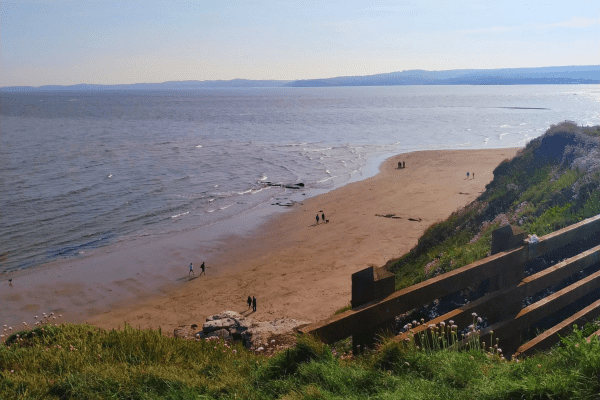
[387,121,600,289]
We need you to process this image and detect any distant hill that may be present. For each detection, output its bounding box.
[286,66,600,87]
[0,79,292,92]
[2,65,599,91]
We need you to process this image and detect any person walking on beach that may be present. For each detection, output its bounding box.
[322,212,326,223]
[189,263,194,277]
[467,172,470,179]
[200,262,206,275]
[247,295,252,309]
[316,214,320,225]
[252,296,257,312]
[403,161,405,168]
[472,172,475,179]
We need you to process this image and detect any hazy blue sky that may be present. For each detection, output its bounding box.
[1,0,599,86]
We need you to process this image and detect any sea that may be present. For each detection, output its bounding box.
[1,85,599,275]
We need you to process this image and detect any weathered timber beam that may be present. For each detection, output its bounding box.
[398,244,600,343]
[513,298,600,358]
[526,214,600,260]
[395,310,464,341]
[395,290,507,342]
[519,243,600,298]
[478,268,600,348]
[299,246,528,343]
[301,214,600,344]
[587,328,600,343]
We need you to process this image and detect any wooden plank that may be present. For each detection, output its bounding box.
[396,310,464,342]
[478,268,600,349]
[586,328,600,343]
[301,214,600,344]
[299,246,529,343]
[526,214,600,260]
[349,240,600,345]
[518,244,600,298]
[513,298,600,358]
[395,290,508,342]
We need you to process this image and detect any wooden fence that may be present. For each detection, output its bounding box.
[299,214,600,358]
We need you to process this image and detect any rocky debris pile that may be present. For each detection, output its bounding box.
[173,311,307,355]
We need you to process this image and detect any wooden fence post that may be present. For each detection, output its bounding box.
[489,225,527,291]
[351,267,395,353]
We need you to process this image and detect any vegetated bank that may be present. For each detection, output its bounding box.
[388,121,600,290]
[386,121,600,335]
[3,121,600,399]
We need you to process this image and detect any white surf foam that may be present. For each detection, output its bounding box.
[171,211,190,218]
[317,175,338,183]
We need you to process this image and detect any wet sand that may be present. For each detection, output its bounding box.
[1,149,519,333]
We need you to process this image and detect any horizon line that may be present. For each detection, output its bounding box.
[2,64,599,90]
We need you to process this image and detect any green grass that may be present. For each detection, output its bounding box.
[519,168,580,205]
[3,320,600,399]
[334,304,352,315]
[0,323,260,399]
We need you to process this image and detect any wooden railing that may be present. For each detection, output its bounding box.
[299,214,600,357]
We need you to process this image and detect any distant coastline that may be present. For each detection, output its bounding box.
[2,65,599,91]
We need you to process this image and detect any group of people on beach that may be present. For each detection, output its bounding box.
[188,262,205,277]
[247,295,257,311]
[397,161,406,168]
[316,211,327,225]
[467,172,475,179]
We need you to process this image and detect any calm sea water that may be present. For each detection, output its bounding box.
[1,85,599,273]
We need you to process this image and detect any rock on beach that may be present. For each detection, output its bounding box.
[174,311,307,354]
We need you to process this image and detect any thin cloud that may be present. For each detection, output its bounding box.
[455,26,516,35]
[537,17,599,29]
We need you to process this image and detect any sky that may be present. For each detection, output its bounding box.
[1,0,599,87]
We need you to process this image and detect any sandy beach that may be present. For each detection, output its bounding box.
[85,148,519,331]
[1,148,519,333]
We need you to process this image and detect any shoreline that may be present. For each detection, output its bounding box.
[1,148,519,332]
[0,148,394,328]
